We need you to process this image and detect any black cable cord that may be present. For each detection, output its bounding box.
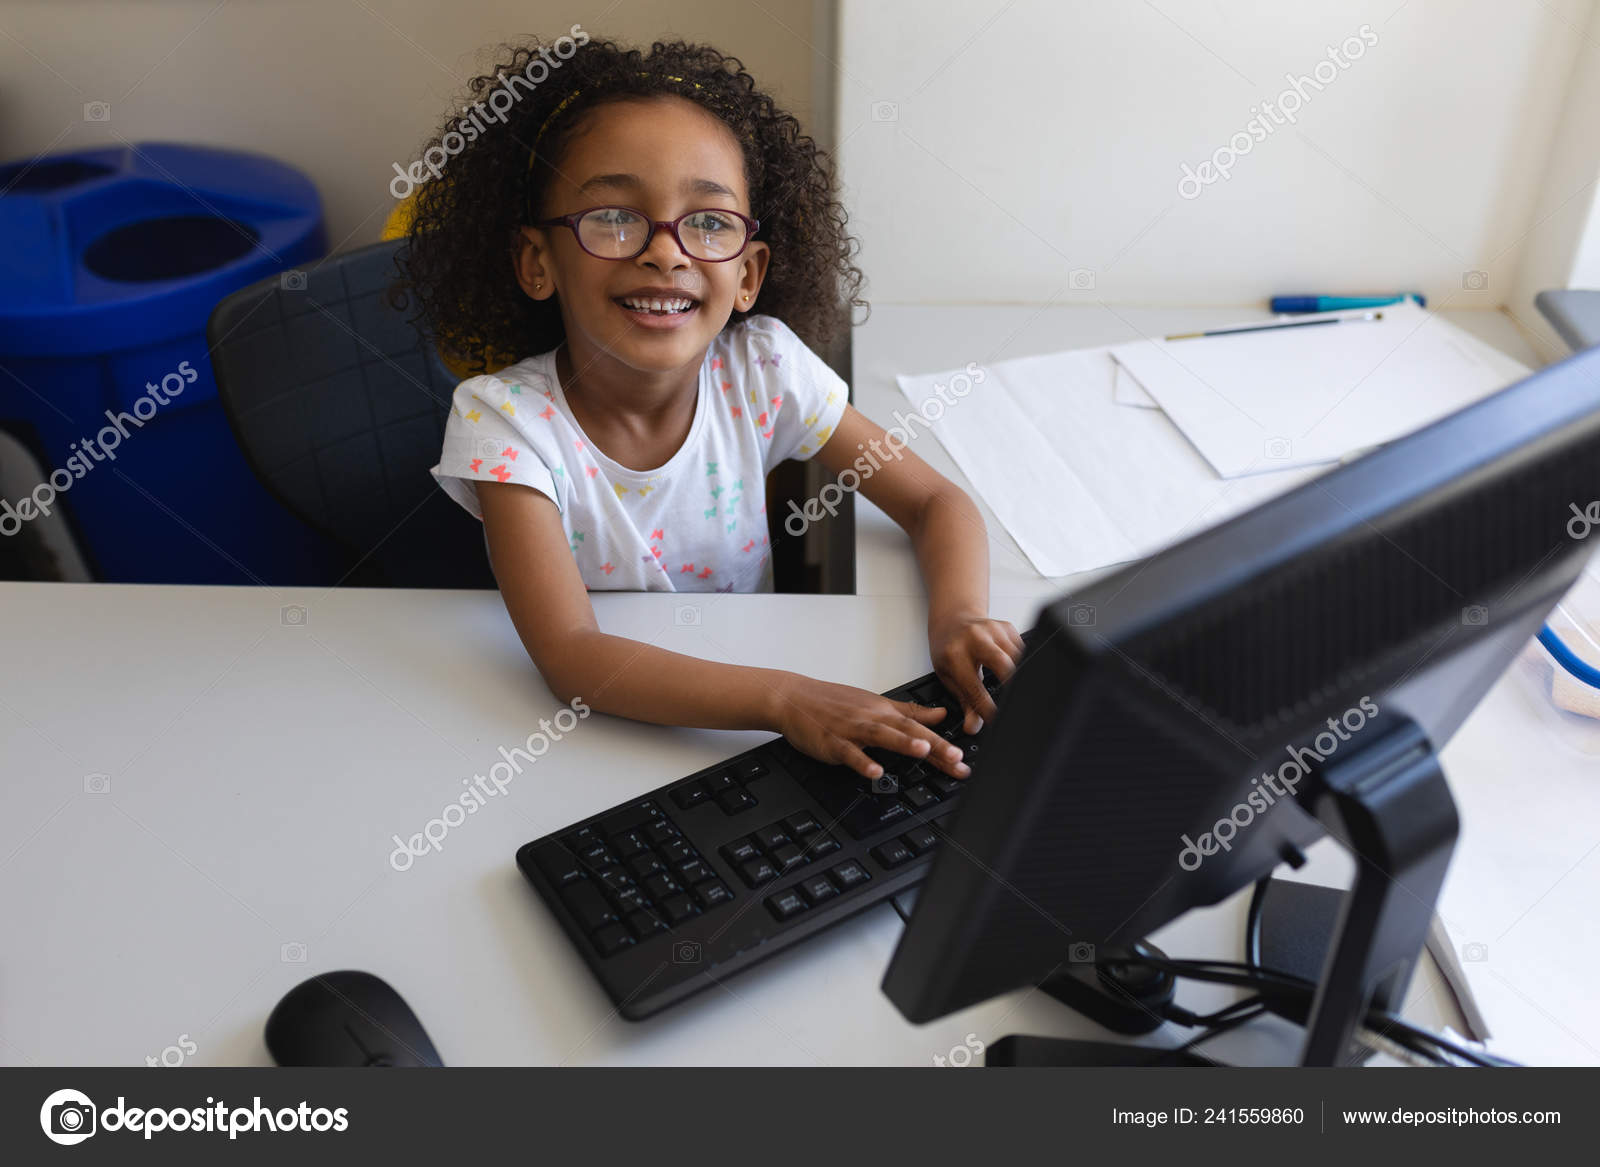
[1245,876,1270,968]
[1121,954,1518,1067]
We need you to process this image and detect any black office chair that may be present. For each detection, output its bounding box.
[207,238,494,588]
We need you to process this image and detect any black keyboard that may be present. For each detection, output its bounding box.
[515,667,1001,1019]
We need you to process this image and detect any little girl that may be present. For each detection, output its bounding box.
[408,36,1022,782]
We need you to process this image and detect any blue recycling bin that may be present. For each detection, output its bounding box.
[0,142,343,583]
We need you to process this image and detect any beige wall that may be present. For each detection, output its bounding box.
[0,0,824,252]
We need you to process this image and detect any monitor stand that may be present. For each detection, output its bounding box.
[985,717,1459,1067]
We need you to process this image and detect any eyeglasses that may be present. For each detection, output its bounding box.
[534,205,760,263]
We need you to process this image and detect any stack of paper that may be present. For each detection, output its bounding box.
[1107,300,1530,477]
[896,301,1530,579]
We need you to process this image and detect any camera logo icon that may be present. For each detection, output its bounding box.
[1462,605,1488,627]
[280,941,307,963]
[1462,270,1489,291]
[83,102,111,123]
[871,775,899,795]
[1462,941,1488,962]
[281,605,307,627]
[672,939,702,964]
[1067,603,1096,627]
[1068,941,1096,963]
[83,772,110,795]
[1264,436,1293,461]
[871,101,898,122]
[1068,268,1096,291]
[40,1088,96,1145]
[674,605,701,627]
[280,270,308,292]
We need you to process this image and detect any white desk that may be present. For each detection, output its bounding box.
[0,305,1574,1067]
[0,582,1322,1067]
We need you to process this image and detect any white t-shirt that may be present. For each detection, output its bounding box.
[430,315,848,592]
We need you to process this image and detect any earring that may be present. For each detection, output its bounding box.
[535,281,543,292]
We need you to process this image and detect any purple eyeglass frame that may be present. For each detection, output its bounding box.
[533,204,761,262]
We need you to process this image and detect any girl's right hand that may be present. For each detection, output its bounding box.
[769,672,971,782]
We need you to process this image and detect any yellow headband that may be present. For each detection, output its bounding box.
[527,74,711,168]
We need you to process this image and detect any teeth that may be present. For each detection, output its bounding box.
[621,296,693,313]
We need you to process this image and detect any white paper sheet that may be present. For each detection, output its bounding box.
[896,348,1321,578]
[1107,302,1530,477]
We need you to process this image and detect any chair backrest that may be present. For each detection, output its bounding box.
[207,239,494,588]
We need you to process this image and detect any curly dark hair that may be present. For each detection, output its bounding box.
[392,34,866,375]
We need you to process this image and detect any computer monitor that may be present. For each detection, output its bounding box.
[882,343,1600,1064]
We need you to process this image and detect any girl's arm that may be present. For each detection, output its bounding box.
[476,480,967,781]
[813,405,1026,733]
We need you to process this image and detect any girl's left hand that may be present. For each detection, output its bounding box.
[929,613,1025,734]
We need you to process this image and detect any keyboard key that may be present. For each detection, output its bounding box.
[600,803,660,836]
[847,798,911,838]
[660,838,695,865]
[805,834,841,860]
[721,837,760,865]
[532,842,584,887]
[718,789,757,815]
[871,839,915,869]
[629,853,666,880]
[676,857,712,885]
[903,825,940,855]
[598,869,636,896]
[643,820,681,845]
[766,888,807,920]
[902,783,940,810]
[660,893,699,924]
[614,886,648,914]
[733,758,769,782]
[644,873,681,900]
[754,823,791,852]
[562,882,619,931]
[769,843,805,872]
[593,923,635,956]
[672,782,709,810]
[739,857,778,887]
[830,860,871,889]
[695,879,734,908]
[627,909,669,938]
[612,829,651,857]
[705,771,738,795]
[925,772,964,797]
[799,873,838,905]
[785,812,822,838]
[577,841,617,869]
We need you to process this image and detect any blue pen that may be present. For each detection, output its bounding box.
[1270,293,1425,313]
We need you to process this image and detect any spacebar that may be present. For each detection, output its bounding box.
[797,765,912,840]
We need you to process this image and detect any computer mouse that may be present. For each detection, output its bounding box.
[265,971,443,1067]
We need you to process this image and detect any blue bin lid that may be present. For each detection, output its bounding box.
[0,142,324,356]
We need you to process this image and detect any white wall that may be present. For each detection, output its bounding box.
[0,1,823,250]
[836,0,1598,320]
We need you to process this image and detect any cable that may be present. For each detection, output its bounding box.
[1118,953,1519,1067]
[1539,623,1600,688]
[1244,877,1270,968]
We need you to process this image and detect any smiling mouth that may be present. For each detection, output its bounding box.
[615,296,698,316]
